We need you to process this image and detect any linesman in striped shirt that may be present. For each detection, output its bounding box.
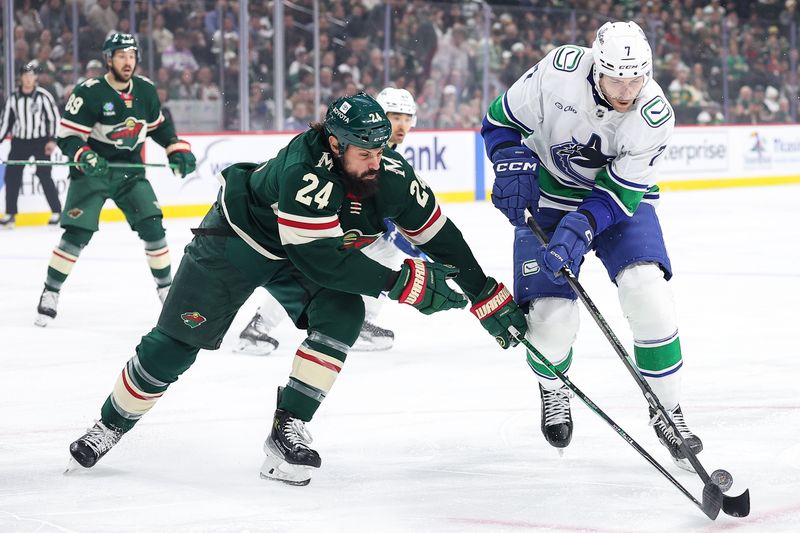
[0,62,62,229]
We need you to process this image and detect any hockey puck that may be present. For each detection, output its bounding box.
[711,469,733,493]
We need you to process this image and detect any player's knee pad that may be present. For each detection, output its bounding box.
[134,215,166,243]
[307,290,365,348]
[61,226,94,249]
[136,328,200,382]
[526,297,580,360]
[616,263,677,340]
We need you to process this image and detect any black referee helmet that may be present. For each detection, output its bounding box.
[19,61,42,75]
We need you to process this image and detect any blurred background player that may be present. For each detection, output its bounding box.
[34,33,196,327]
[483,21,703,470]
[0,62,62,229]
[235,87,424,354]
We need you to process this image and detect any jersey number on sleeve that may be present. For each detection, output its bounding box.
[409,177,430,207]
[295,173,334,209]
[65,94,84,115]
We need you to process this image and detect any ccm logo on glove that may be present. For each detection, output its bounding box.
[494,161,537,172]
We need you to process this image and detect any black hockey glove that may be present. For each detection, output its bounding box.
[470,277,528,349]
[388,258,467,315]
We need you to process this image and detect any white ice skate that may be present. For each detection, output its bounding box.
[351,320,394,352]
[235,314,279,355]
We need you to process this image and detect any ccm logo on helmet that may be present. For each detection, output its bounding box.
[495,161,537,172]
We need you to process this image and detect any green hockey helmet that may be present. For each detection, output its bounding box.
[324,92,392,155]
[102,33,139,62]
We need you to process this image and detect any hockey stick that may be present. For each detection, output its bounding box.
[1,159,177,169]
[525,215,750,518]
[508,327,722,520]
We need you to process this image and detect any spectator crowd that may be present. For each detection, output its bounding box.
[4,0,799,131]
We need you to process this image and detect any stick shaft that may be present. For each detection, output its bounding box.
[1,159,175,169]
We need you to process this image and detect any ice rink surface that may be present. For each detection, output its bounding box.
[1,185,799,532]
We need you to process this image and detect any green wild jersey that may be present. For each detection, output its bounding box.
[57,74,177,169]
[219,128,487,299]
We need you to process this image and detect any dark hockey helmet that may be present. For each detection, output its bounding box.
[102,33,140,62]
[324,92,392,155]
[19,61,42,75]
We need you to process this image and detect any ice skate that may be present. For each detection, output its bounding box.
[0,214,15,229]
[351,320,394,352]
[260,389,321,486]
[649,404,703,472]
[540,383,573,449]
[157,284,170,304]
[234,314,279,355]
[47,213,61,226]
[67,421,123,470]
[35,288,59,327]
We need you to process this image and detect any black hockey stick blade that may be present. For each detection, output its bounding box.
[701,481,723,520]
[722,489,750,517]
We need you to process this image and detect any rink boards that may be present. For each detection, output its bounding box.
[2,123,800,225]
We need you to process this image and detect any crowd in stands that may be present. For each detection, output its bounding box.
[4,0,799,131]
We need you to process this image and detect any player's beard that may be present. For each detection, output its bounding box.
[109,63,134,84]
[337,157,380,198]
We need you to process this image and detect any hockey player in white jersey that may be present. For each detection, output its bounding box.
[482,21,702,470]
[235,87,423,355]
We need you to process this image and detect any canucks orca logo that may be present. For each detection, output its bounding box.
[550,133,613,187]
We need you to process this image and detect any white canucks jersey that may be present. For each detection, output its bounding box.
[485,45,674,216]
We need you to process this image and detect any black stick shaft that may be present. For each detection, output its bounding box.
[510,328,719,519]
[526,216,749,517]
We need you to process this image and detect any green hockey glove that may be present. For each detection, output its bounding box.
[470,277,528,349]
[165,139,196,178]
[388,258,467,315]
[76,148,108,177]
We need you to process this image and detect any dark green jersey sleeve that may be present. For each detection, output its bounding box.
[277,163,394,297]
[379,153,487,300]
[57,80,99,159]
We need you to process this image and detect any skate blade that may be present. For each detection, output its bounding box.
[34,315,52,328]
[64,457,85,474]
[259,458,313,486]
[350,338,394,352]
[672,456,696,473]
[233,340,277,356]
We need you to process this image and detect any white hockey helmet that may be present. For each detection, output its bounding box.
[376,87,417,127]
[591,21,652,89]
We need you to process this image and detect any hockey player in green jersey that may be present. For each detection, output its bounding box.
[66,92,527,485]
[34,33,197,327]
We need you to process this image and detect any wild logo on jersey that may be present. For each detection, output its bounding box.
[107,118,145,150]
[341,229,380,250]
[551,133,613,186]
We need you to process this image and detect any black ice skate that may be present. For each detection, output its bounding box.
[67,421,123,471]
[35,288,59,327]
[351,320,394,352]
[235,314,279,355]
[260,388,321,486]
[540,383,573,449]
[649,404,703,472]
